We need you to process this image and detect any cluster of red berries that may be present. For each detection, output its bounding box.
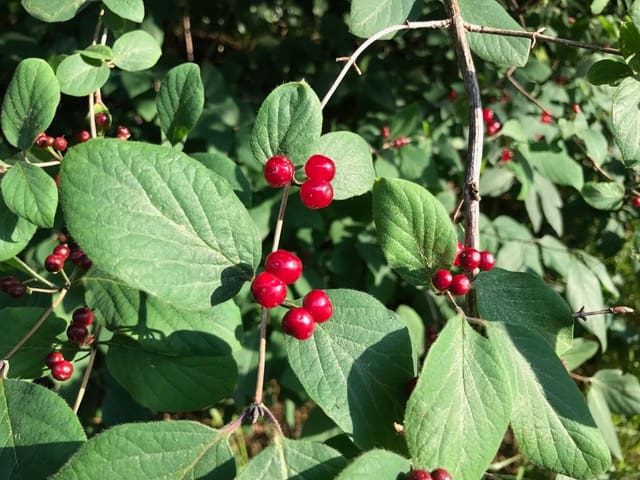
[35,133,67,152]
[432,243,496,296]
[406,468,452,480]
[66,307,95,346]
[44,241,92,273]
[483,108,501,136]
[380,125,411,148]
[250,250,333,340]
[45,351,74,381]
[1,276,27,298]
[264,153,336,209]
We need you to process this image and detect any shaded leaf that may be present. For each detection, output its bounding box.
[103,0,145,23]
[0,196,37,262]
[587,59,633,86]
[1,161,58,227]
[612,77,640,167]
[587,387,623,460]
[581,182,625,211]
[561,338,600,371]
[336,449,411,479]
[591,369,640,416]
[21,0,91,22]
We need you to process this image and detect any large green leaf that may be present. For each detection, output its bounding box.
[349,0,417,39]
[51,421,235,479]
[524,146,584,190]
[112,30,161,72]
[190,152,252,207]
[405,317,511,480]
[581,182,625,211]
[1,161,58,227]
[459,0,530,67]
[0,379,86,480]
[21,0,91,22]
[1,58,60,150]
[0,196,37,262]
[590,369,640,417]
[250,82,322,165]
[335,449,411,479]
[316,131,375,200]
[60,139,261,310]
[587,59,633,86]
[612,77,640,167]
[372,177,457,286]
[103,0,145,22]
[285,289,415,452]
[56,54,110,97]
[236,438,347,480]
[157,63,204,145]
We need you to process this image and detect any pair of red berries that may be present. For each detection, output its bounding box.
[483,108,501,136]
[45,351,74,381]
[1,276,27,298]
[264,154,336,209]
[406,468,452,480]
[432,244,496,295]
[281,290,333,340]
[66,307,95,346]
[44,243,92,273]
[35,133,67,152]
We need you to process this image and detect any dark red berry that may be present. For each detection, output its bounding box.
[406,470,432,480]
[281,307,315,340]
[381,126,390,138]
[479,251,496,271]
[405,376,418,397]
[45,351,64,369]
[251,272,287,308]
[430,469,452,480]
[432,269,453,291]
[300,178,333,209]
[453,242,463,267]
[95,112,110,128]
[632,196,640,208]
[302,289,333,323]
[75,130,91,143]
[448,90,458,101]
[541,111,553,123]
[450,274,471,296]
[487,120,501,135]
[6,282,26,298]
[264,155,295,187]
[35,134,55,148]
[482,108,494,123]
[77,255,93,269]
[67,323,89,344]
[571,104,580,114]
[69,248,85,264]
[44,254,65,273]
[501,148,514,162]
[53,244,70,260]
[459,248,481,271]
[1,276,20,293]
[265,250,303,285]
[72,307,94,326]
[426,325,439,343]
[116,125,131,140]
[305,154,336,182]
[53,136,67,152]
[51,360,74,381]
[54,174,60,187]
[555,75,570,85]
[393,137,411,148]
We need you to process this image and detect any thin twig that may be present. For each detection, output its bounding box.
[573,305,634,320]
[73,324,102,414]
[12,256,57,288]
[505,67,549,113]
[183,10,194,62]
[570,371,592,383]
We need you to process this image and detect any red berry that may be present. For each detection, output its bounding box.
[393,137,411,148]
[426,325,439,343]
[265,250,303,285]
[264,155,295,187]
[541,111,553,123]
[51,360,74,381]
[53,244,71,260]
[95,112,110,128]
[251,272,287,308]
[381,126,390,138]
[6,283,26,298]
[300,179,333,209]
[432,269,453,291]
[430,469,452,480]
[555,75,570,85]
[69,248,85,264]
[77,255,93,269]
[571,103,580,114]
[453,242,463,267]
[72,307,94,326]
[448,90,459,101]
[459,248,481,270]
[487,120,501,135]
[302,289,333,323]
[116,125,131,140]
[405,376,418,397]
[305,154,336,182]
[281,307,315,340]
[44,254,65,273]
[406,470,432,480]
[501,148,514,162]
[1,276,20,293]
[479,251,496,271]
[67,323,89,344]
[632,196,640,208]
[450,274,471,296]
[75,130,91,143]
[45,351,64,369]
[53,136,67,152]
[482,108,494,123]
[35,134,55,148]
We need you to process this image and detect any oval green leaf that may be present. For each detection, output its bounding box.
[373,177,457,286]
[0,196,37,262]
[1,58,60,150]
[60,139,261,310]
[112,30,161,72]
[349,0,417,39]
[522,145,584,190]
[157,63,205,145]
[587,59,633,86]
[103,0,145,23]
[51,421,235,479]
[250,82,322,165]
[56,53,110,97]
[77,45,113,62]
[285,289,415,452]
[581,181,625,210]
[1,161,58,227]
[561,338,599,371]
[612,77,640,167]
[336,449,411,479]
[591,369,640,417]
[21,0,91,22]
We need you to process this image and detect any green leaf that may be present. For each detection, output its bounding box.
[285,289,415,452]
[632,0,640,29]
[0,307,67,379]
[612,77,640,167]
[587,387,623,460]
[1,58,60,150]
[575,127,608,165]
[316,131,375,200]
[1,161,58,227]
[236,438,347,480]
[60,139,261,310]
[459,0,530,67]
[102,0,145,23]
[405,317,511,479]
[250,82,323,165]
[373,177,457,286]
[51,421,235,479]
[587,59,633,86]
[106,334,237,412]
[578,252,619,297]
[21,0,91,22]
[524,145,584,190]
[157,63,204,145]
[619,22,640,70]
[539,235,571,278]
[0,196,37,262]
[112,30,161,72]
[591,0,610,14]
[77,45,113,62]
[0,379,86,480]
[480,167,515,197]
[590,369,640,416]
[56,53,110,97]
[335,449,411,479]
[349,0,417,39]
[475,268,574,354]
[396,304,425,358]
[561,338,600,371]
[190,152,252,207]
[581,182,625,210]
[535,172,563,236]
